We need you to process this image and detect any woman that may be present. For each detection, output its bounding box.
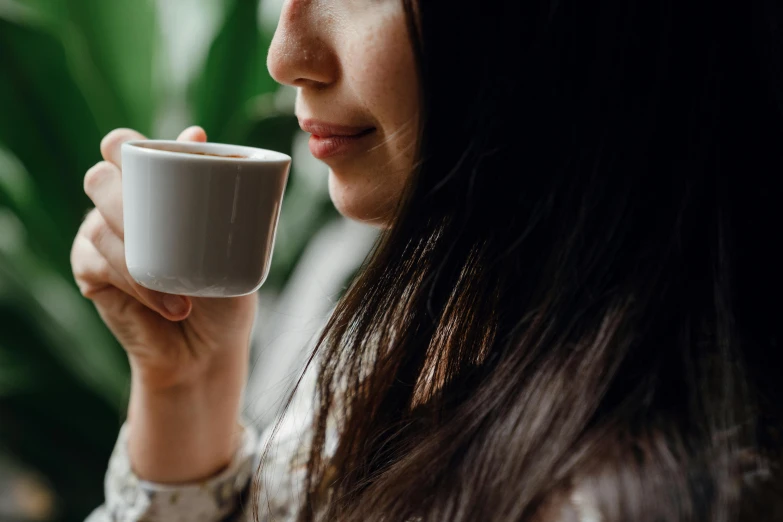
[74,0,783,520]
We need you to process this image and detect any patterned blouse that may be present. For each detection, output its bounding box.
[84,374,600,522]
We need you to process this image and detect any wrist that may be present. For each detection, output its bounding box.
[127,357,247,483]
[127,342,246,393]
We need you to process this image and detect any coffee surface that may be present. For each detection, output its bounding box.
[182,151,248,159]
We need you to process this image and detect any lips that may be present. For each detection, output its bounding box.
[299,119,376,160]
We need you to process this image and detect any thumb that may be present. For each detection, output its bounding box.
[177,126,207,142]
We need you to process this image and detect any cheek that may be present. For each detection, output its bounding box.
[329,7,419,226]
[347,17,419,138]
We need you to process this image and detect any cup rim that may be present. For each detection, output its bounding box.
[122,139,292,164]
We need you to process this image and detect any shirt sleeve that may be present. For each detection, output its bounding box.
[85,366,320,522]
[84,422,258,522]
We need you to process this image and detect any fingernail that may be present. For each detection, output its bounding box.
[162,295,187,316]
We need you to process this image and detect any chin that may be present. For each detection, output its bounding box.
[328,170,394,228]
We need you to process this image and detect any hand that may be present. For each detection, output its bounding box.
[71,127,257,481]
[72,126,258,390]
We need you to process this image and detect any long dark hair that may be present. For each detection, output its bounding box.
[268,0,783,520]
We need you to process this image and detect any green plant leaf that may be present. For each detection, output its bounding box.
[0,198,128,407]
[0,301,121,520]
[63,0,159,134]
[0,344,33,396]
[0,19,101,240]
[0,145,72,275]
[0,0,63,27]
[0,0,161,274]
[190,0,277,144]
[0,250,129,406]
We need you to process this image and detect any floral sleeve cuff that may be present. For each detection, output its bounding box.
[99,422,259,522]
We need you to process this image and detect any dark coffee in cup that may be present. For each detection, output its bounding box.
[136,142,248,159]
[183,151,248,159]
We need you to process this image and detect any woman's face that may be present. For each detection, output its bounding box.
[267,0,419,226]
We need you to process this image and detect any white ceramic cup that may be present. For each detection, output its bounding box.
[121,140,291,298]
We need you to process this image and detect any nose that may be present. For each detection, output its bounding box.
[267,0,339,88]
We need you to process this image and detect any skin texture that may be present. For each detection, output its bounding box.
[71,1,420,484]
[267,0,420,226]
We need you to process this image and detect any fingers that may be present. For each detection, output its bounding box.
[86,125,208,241]
[78,210,145,304]
[101,128,146,168]
[70,232,157,338]
[77,209,192,321]
[100,126,207,169]
[84,161,124,240]
[82,125,204,322]
[71,234,136,299]
[177,126,207,142]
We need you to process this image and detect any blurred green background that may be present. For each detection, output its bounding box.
[0,0,352,520]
